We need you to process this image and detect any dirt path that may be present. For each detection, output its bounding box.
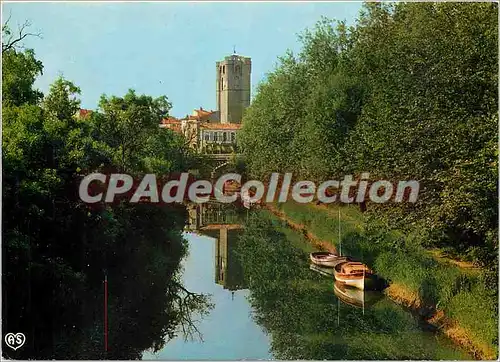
[311,203,481,274]
[264,203,338,254]
[426,249,480,273]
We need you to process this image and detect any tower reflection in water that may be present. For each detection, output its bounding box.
[185,202,247,295]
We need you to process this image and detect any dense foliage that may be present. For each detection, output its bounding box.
[2,25,210,359]
[236,211,469,360]
[238,3,498,266]
[273,201,498,358]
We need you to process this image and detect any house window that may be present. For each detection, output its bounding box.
[223,132,227,143]
[218,132,223,142]
[231,132,236,143]
[204,132,209,141]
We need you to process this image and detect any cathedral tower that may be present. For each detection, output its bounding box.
[216,54,251,124]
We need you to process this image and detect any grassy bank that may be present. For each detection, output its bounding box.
[268,201,498,360]
[238,209,470,360]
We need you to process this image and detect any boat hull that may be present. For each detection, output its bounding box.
[333,281,382,308]
[333,274,374,290]
[334,281,365,307]
[333,262,375,290]
[310,252,349,268]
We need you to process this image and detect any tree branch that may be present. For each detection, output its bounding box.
[2,19,42,52]
[169,280,212,342]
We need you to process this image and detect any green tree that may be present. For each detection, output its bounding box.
[92,90,173,172]
[238,2,498,266]
[2,22,212,360]
[2,21,43,106]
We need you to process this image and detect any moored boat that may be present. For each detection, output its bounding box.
[333,261,374,290]
[310,251,349,268]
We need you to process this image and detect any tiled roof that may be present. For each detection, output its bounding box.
[185,108,219,121]
[196,108,213,116]
[160,117,182,132]
[161,124,182,133]
[161,117,181,124]
[78,109,92,118]
[201,123,242,130]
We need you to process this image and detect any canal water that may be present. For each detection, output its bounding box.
[142,202,471,360]
[142,230,272,360]
[2,201,472,360]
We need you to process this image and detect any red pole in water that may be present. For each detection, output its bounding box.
[104,273,108,352]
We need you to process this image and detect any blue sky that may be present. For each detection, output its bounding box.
[143,232,272,360]
[3,2,363,118]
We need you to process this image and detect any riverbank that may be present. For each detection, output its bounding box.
[238,209,470,360]
[262,202,497,360]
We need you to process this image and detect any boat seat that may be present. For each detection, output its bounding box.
[341,262,370,274]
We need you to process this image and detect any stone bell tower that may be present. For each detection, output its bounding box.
[216,54,251,124]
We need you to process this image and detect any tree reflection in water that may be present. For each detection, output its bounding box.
[2,204,213,360]
[237,211,469,360]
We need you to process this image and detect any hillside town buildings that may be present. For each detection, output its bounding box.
[160,54,251,155]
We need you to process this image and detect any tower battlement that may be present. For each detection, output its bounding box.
[216,54,251,124]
